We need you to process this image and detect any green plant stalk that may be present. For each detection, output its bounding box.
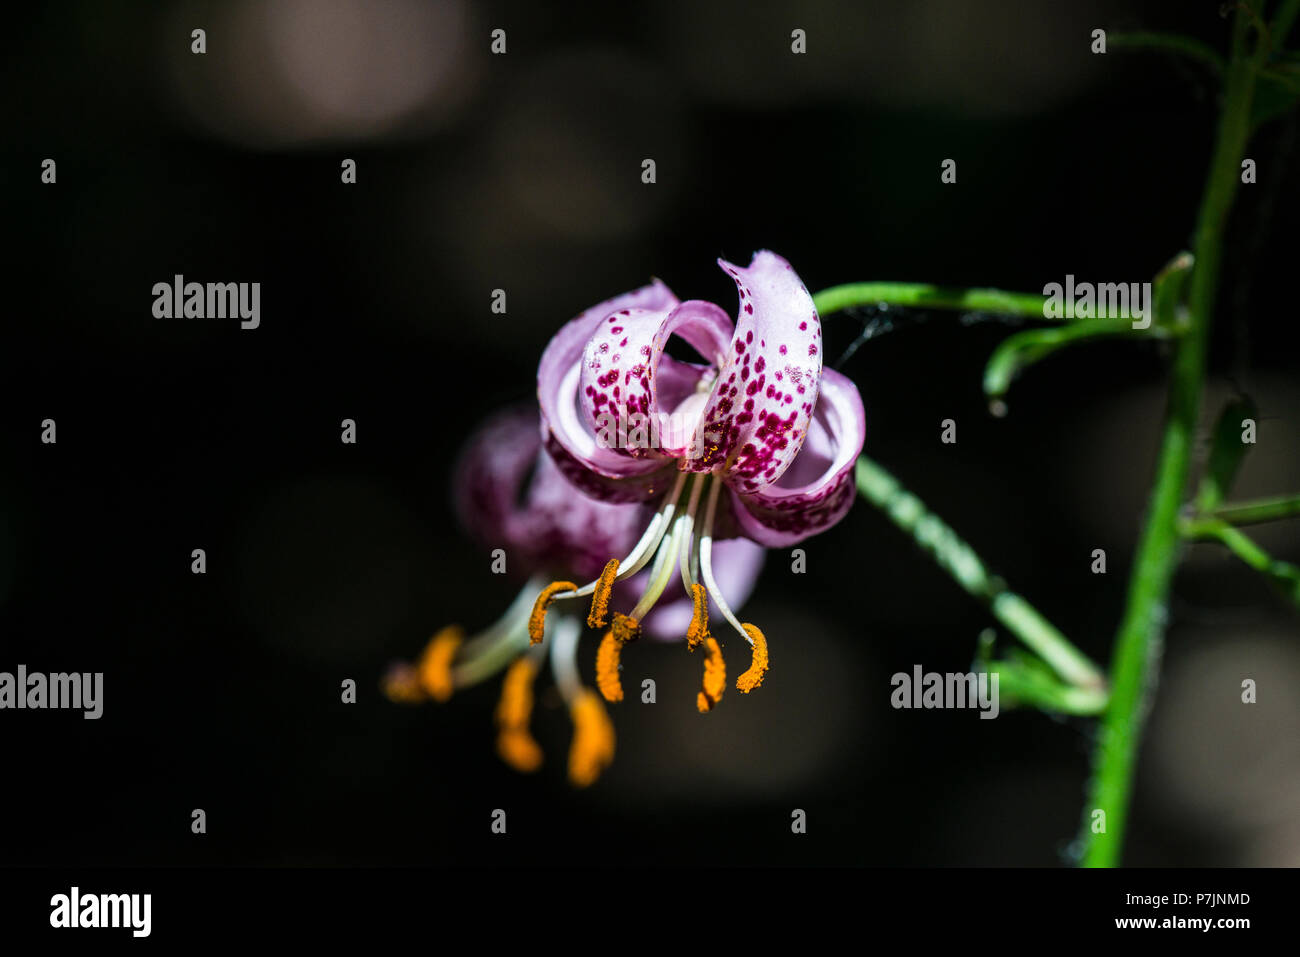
[983,320,1172,400]
[1180,517,1300,603]
[1275,0,1300,47]
[1079,9,1262,868]
[855,456,1105,690]
[1211,493,1300,526]
[813,283,1048,320]
[985,659,1110,715]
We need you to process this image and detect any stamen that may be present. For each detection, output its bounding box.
[686,583,710,650]
[417,626,463,702]
[560,472,690,601]
[736,623,769,693]
[529,580,577,645]
[498,730,543,773]
[549,616,583,702]
[676,474,707,596]
[587,559,620,629]
[611,612,642,643]
[381,662,425,703]
[699,480,756,644]
[522,475,689,646]
[595,613,641,703]
[495,657,543,773]
[629,512,688,620]
[695,636,726,713]
[568,690,616,788]
[596,630,625,702]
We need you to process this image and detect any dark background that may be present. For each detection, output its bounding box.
[2,0,1298,866]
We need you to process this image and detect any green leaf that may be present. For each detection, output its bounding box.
[1250,67,1300,129]
[1195,396,1259,512]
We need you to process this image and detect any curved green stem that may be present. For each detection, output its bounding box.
[983,321,1172,401]
[1078,7,1264,868]
[1180,517,1300,605]
[986,658,1111,715]
[855,456,1105,691]
[814,283,1048,320]
[1210,493,1300,526]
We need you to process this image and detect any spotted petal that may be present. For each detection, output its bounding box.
[729,367,865,547]
[578,299,734,460]
[687,251,823,495]
[538,280,681,502]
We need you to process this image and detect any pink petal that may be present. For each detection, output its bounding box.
[538,279,681,502]
[685,251,823,495]
[519,449,657,582]
[730,367,866,547]
[578,299,734,459]
[454,406,651,581]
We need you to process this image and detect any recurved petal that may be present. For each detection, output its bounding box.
[729,367,865,547]
[579,299,734,459]
[452,405,548,552]
[686,251,823,493]
[538,280,680,500]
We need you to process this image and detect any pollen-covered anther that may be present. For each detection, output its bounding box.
[381,662,425,703]
[696,636,726,713]
[529,580,577,644]
[587,559,620,629]
[596,631,625,702]
[495,658,543,773]
[568,690,616,788]
[686,583,709,650]
[497,729,543,773]
[417,626,463,702]
[736,623,769,693]
[610,612,641,644]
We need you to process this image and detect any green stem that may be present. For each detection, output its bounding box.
[1079,9,1262,868]
[986,660,1111,715]
[855,456,1105,690]
[983,320,1172,401]
[1180,517,1300,603]
[814,283,1048,320]
[1210,493,1300,526]
[1272,0,1300,47]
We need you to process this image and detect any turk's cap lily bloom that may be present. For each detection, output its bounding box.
[384,405,765,785]
[537,249,865,547]
[530,251,866,713]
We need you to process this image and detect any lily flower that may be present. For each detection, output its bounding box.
[384,406,764,786]
[532,250,866,712]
